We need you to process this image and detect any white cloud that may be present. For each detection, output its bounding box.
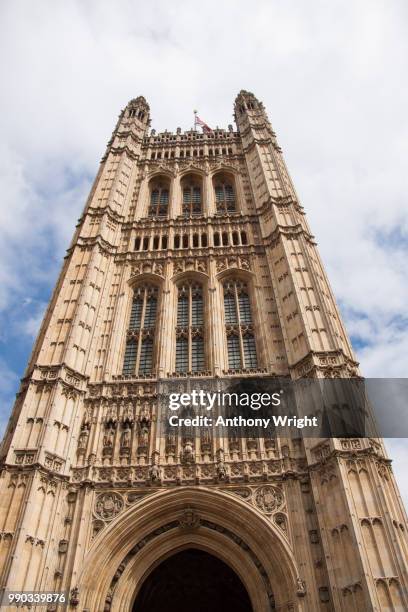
[0,358,19,433]
[0,0,407,502]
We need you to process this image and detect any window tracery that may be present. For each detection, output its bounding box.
[175,282,205,373]
[223,280,258,370]
[123,285,158,376]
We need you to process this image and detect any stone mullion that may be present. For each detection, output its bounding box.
[205,173,215,217]
[235,285,245,368]
[200,173,206,216]
[171,175,181,219]
[207,261,223,375]
[219,282,230,373]
[134,290,147,375]
[148,289,159,378]
[156,279,172,377]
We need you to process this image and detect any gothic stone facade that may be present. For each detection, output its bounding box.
[0,91,407,611]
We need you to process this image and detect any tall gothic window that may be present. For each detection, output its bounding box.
[213,172,236,213]
[175,282,205,373]
[223,280,258,370]
[181,174,202,216]
[148,177,170,217]
[123,285,158,376]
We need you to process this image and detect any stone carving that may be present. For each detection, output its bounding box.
[103,426,115,449]
[274,512,287,533]
[120,427,131,449]
[94,492,124,521]
[122,404,134,425]
[254,486,283,514]
[182,440,194,463]
[179,508,200,530]
[70,586,79,606]
[78,427,89,451]
[173,258,208,275]
[149,463,160,482]
[296,578,306,597]
[138,408,151,449]
[217,460,227,480]
[223,487,252,500]
[58,539,68,553]
[240,256,251,270]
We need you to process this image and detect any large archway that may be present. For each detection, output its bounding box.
[78,487,300,611]
[132,548,252,612]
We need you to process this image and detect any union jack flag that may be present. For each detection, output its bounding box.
[194,114,213,133]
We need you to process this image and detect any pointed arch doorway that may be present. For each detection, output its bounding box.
[132,548,252,612]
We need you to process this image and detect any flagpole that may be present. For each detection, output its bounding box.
[193,109,197,132]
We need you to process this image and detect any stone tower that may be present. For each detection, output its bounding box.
[0,91,407,611]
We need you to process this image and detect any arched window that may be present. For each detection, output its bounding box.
[175,282,205,373]
[122,285,158,376]
[149,176,170,217]
[223,280,258,371]
[213,173,236,213]
[181,174,202,216]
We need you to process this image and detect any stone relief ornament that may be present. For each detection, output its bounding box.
[94,492,124,521]
[296,577,307,597]
[222,487,252,500]
[179,507,200,530]
[274,512,287,533]
[77,427,89,451]
[254,485,283,514]
[216,459,227,480]
[182,440,194,463]
[103,426,115,448]
[120,427,131,449]
[149,464,160,482]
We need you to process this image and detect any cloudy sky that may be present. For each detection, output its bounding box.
[0,1,407,502]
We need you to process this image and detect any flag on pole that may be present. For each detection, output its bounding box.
[194,111,213,134]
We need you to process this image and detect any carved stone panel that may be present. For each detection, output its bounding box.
[94,492,124,521]
[254,485,283,514]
